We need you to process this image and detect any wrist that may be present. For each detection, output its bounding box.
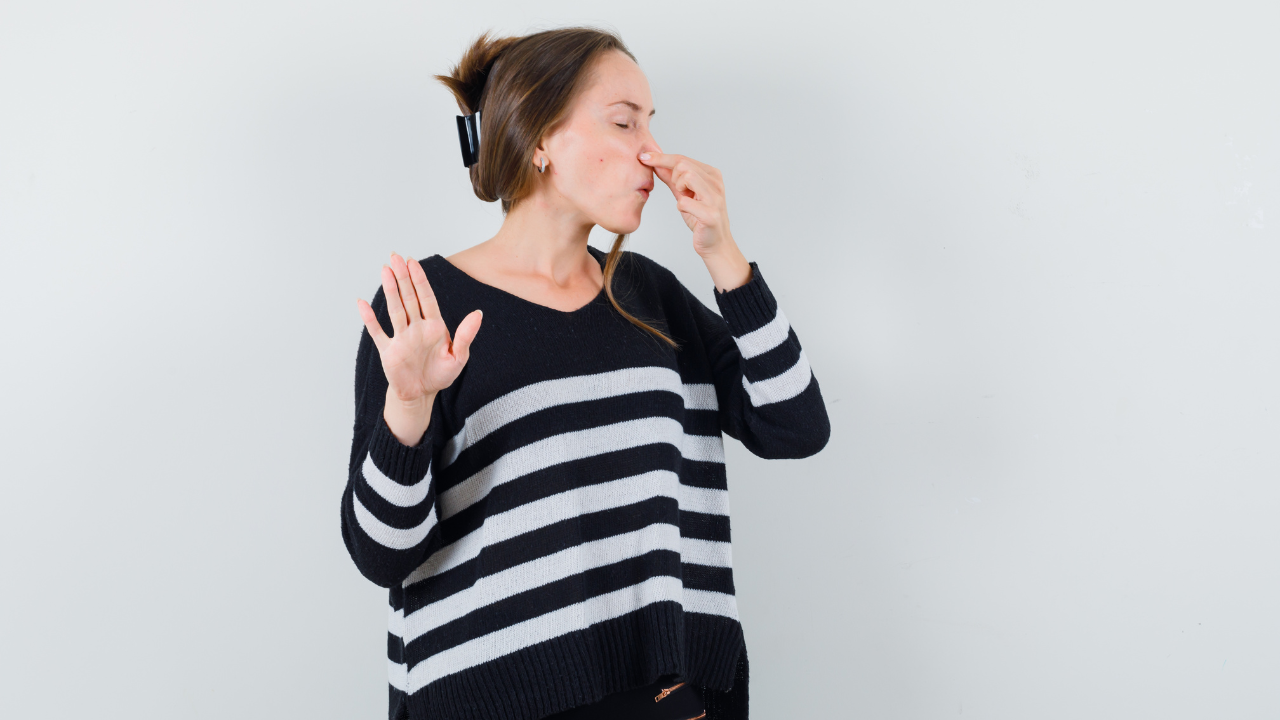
[385,386,436,413]
[383,387,436,447]
[700,241,751,293]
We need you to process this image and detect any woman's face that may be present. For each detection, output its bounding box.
[537,50,662,234]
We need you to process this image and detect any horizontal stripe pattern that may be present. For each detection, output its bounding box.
[352,491,439,551]
[382,367,746,695]
[438,416,718,520]
[405,524,683,643]
[442,367,720,470]
[732,307,792,359]
[729,304,813,407]
[406,576,683,693]
[344,252,826,720]
[741,348,813,406]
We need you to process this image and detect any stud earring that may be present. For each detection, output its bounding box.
[538,157,547,173]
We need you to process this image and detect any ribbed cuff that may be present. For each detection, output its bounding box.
[368,413,435,484]
[712,261,777,335]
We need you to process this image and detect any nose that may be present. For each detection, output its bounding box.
[638,128,662,158]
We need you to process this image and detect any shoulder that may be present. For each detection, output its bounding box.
[608,247,686,295]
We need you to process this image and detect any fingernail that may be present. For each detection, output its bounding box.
[640,153,650,161]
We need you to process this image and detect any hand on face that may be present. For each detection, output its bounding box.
[638,151,732,256]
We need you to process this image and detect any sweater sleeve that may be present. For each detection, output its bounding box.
[340,285,446,589]
[682,261,831,459]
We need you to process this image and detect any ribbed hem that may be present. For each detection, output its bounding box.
[405,603,744,720]
[713,261,776,334]
[683,613,744,690]
[368,414,434,483]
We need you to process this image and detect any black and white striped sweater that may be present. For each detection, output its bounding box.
[340,244,830,720]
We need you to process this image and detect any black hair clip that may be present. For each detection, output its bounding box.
[456,111,481,168]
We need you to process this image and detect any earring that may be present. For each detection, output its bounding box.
[538,157,547,173]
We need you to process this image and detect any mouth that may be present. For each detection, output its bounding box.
[638,183,653,200]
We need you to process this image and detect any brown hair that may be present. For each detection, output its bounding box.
[434,27,678,349]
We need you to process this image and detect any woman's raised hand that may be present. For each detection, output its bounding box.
[356,253,482,444]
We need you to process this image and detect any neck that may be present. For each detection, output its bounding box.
[487,192,599,283]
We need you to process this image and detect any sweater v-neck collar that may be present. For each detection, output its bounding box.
[430,244,608,317]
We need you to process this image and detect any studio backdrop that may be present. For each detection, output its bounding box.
[1,1,1278,718]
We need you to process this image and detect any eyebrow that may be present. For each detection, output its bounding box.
[609,100,656,116]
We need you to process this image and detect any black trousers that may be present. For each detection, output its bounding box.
[542,674,705,720]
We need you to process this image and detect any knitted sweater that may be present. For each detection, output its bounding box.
[340,244,830,720]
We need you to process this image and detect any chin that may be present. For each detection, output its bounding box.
[599,214,642,236]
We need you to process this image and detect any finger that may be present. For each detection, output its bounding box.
[638,151,681,169]
[671,164,712,200]
[651,164,675,190]
[408,257,441,321]
[676,195,714,225]
[381,264,407,335]
[356,297,390,353]
[642,152,720,192]
[451,309,484,364]
[389,253,423,322]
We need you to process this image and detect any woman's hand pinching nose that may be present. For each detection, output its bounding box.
[637,150,733,256]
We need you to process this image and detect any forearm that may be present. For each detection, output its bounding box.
[383,387,437,447]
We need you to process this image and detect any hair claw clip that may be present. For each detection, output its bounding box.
[456,111,481,168]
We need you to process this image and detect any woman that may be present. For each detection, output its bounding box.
[341,27,830,720]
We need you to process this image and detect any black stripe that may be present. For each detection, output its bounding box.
[679,459,729,491]
[740,328,803,383]
[679,511,732,542]
[681,408,721,436]
[682,563,736,595]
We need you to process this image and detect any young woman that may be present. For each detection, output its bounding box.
[341,27,830,720]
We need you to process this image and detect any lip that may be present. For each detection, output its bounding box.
[638,188,650,200]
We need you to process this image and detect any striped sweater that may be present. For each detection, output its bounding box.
[340,244,830,720]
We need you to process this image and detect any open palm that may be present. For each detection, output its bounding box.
[357,253,482,404]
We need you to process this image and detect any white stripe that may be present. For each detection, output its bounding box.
[352,491,439,551]
[678,485,731,516]
[405,575,684,692]
[682,434,725,463]
[683,588,740,620]
[441,368,718,469]
[403,524,682,643]
[681,382,719,411]
[388,605,405,638]
[439,416,690,520]
[681,537,733,568]
[388,658,407,692]
[362,453,432,508]
[741,349,813,406]
[733,307,791,359]
[403,470,680,587]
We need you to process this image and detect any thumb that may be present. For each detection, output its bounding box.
[451,309,484,362]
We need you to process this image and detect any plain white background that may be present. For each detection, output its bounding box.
[2,1,1278,717]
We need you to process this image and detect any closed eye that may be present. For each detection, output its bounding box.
[615,123,629,129]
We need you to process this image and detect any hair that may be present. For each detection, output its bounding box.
[435,27,678,349]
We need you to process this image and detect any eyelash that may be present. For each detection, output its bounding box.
[615,123,629,129]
